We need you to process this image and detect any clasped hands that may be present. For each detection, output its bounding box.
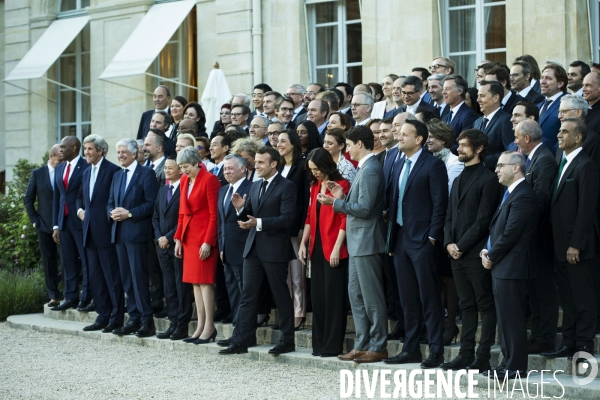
[110,207,130,221]
[316,181,345,205]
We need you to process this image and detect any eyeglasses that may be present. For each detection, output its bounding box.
[558,109,576,115]
[268,131,281,136]
[429,64,447,71]
[351,103,368,109]
[231,113,243,117]
[495,163,516,169]
[279,107,294,113]
[401,91,417,97]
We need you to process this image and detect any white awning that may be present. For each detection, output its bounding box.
[4,16,90,81]
[99,0,195,80]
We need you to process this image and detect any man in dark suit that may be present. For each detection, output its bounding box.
[76,135,124,332]
[510,61,545,104]
[485,64,526,115]
[442,74,479,139]
[441,129,500,371]
[51,136,91,311]
[538,64,568,152]
[427,74,450,119]
[107,139,159,337]
[542,118,599,360]
[474,81,514,170]
[275,97,296,131]
[219,146,296,355]
[137,85,171,140]
[24,144,62,306]
[286,83,308,124]
[513,120,559,354]
[582,71,600,134]
[482,151,539,380]
[390,76,437,118]
[250,83,273,120]
[231,104,251,135]
[217,154,252,332]
[152,156,192,340]
[334,82,353,119]
[210,132,232,187]
[148,112,175,156]
[383,119,448,368]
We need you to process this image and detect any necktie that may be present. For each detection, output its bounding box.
[259,179,268,200]
[119,169,129,205]
[224,185,232,210]
[150,163,155,169]
[63,163,71,216]
[167,185,173,204]
[540,99,553,119]
[213,165,219,176]
[486,189,511,250]
[525,155,531,170]
[89,165,97,200]
[396,159,412,227]
[482,118,489,131]
[447,110,453,122]
[552,157,568,203]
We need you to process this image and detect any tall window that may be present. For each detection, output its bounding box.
[308,0,362,88]
[593,0,600,62]
[444,0,506,84]
[57,1,91,140]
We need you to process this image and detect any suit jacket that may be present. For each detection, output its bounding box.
[438,104,451,119]
[107,163,159,243]
[444,163,501,259]
[551,149,600,261]
[333,155,386,256]
[538,93,566,152]
[292,108,307,123]
[214,164,227,187]
[217,178,252,266]
[152,181,181,251]
[532,80,541,94]
[386,150,448,249]
[77,159,121,248]
[502,91,526,114]
[523,88,545,104]
[586,104,600,135]
[136,110,154,140]
[281,158,310,235]
[392,99,438,118]
[474,110,514,170]
[53,157,88,231]
[24,165,54,233]
[443,102,479,139]
[555,130,600,174]
[488,180,539,280]
[238,173,297,262]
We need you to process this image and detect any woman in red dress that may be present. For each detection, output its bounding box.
[174,146,221,344]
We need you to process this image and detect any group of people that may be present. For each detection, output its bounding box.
[24,53,600,378]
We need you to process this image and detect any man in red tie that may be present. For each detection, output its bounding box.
[51,136,91,311]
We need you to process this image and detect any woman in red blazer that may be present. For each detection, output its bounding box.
[174,147,221,344]
[298,148,350,357]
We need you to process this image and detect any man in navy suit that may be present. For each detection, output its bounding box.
[24,144,62,306]
[76,135,124,332]
[442,74,478,139]
[107,139,159,337]
[474,81,514,170]
[51,136,91,311]
[383,119,448,368]
[217,154,252,332]
[510,61,545,104]
[484,65,526,115]
[137,85,171,140]
[427,74,450,119]
[389,76,437,119]
[152,155,192,340]
[537,63,568,152]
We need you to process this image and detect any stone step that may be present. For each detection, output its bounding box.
[7,313,600,399]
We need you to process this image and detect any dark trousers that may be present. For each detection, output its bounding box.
[115,241,153,323]
[36,229,61,299]
[452,257,496,360]
[394,235,444,354]
[493,277,527,371]
[257,276,273,315]
[310,231,348,355]
[555,258,597,349]
[147,240,164,311]
[526,251,558,346]
[592,255,600,327]
[85,238,124,325]
[215,258,231,315]
[157,244,192,328]
[58,216,89,302]
[223,260,243,326]
[384,253,405,325]
[234,245,294,347]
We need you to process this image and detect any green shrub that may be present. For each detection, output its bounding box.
[0,268,46,321]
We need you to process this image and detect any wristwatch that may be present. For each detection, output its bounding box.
[128,212,132,218]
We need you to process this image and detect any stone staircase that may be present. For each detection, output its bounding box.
[6,306,600,398]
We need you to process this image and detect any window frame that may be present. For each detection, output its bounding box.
[592,0,600,62]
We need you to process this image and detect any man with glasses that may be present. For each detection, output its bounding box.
[250,83,272,119]
[429,57,456,76]
[267,121,284,147]
[390,76,437,119]
[286,84,307,123]
[231,104,251,135]
[351,92,374,126]
[510,61,545,104]
[303,83,325,108]
[249,115,270,145]
[275,97,297,130]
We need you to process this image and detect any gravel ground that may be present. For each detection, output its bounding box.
[0,322,341,400]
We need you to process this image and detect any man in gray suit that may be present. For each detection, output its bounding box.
[318,125,388,364]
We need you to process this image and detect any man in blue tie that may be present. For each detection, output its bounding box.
[210,133,232,188]
[481,151,539,380]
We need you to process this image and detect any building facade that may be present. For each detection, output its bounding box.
[1,0,599,180]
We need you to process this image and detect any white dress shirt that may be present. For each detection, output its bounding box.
[559,147,583,183]
[449,102,465,121]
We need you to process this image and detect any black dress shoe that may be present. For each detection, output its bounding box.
[421,353,444,369]
[135,320,156,337]
[156,325,176,339]
[83,321,108,331]
[101,324,122,333]
[467,357,491,372]
[170,326,189,340]
[269,341,295,355]
[219,342,248,355]
[153,310,168,319]
[527,341,555,354]
[569,345,595,359]
[440,355,474,370]
[51,299,77,311]
[113,321,141,336]
[182,337,199,343]
[83,302,96,312]
[541,345,576,358]
[387,321,406,341]
[217,337,233,347]
[77,301,90,311]
[383,351,422,364]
